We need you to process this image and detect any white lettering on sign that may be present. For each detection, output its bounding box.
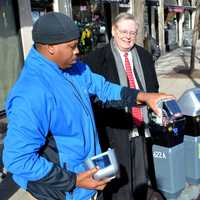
[153,151,167,159]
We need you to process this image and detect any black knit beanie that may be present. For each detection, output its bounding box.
[32,12,80,44]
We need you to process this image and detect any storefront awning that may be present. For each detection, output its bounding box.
[31,0,53,8]
[146,0,159,6]
[168,5,185,13]
[164,0,178,6]
[164,0,196,12]
[183,6,196,11]
[95,0,129,3]
[166,5,196,13]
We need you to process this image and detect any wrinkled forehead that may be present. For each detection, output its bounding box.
[115,19,138,31]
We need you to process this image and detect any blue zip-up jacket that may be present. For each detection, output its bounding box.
[3,47,139,200]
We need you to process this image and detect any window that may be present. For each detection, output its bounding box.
[0,0,23,109]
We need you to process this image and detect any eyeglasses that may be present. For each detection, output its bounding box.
[116,28,137,38]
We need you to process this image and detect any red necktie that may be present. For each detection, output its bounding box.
[124,52,143,126]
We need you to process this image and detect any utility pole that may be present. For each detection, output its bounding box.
[158,0,165,55]
[53,0,72,17]
[17,0,33,59]
[190,0,200,74]
[133,0,145,46]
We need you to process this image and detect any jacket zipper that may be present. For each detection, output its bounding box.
[64,74,98,153]
[64,77,90,116]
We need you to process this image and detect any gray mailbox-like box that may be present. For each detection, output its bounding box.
[178,88,200,117]
[178,88,200,184]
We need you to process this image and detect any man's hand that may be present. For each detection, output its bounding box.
[137,92,175,116]
[76,167,109,190]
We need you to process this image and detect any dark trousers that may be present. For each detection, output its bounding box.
[130,136,149,199]
[101,132,149,200]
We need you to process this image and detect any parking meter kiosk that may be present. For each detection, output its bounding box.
[178,88,200,184]
[149,99,185,199]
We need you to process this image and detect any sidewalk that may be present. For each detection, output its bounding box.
[156,41,200,98]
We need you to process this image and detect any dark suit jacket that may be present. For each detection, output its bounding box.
[82,44,159,200]
[82,43,159,136]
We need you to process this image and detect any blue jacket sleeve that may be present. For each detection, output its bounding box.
[81,62,140,107]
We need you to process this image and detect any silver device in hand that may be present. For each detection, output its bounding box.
[85,148,119,181]
[150,99,183,127]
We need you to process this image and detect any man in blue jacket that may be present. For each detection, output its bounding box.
[3,12,174,200]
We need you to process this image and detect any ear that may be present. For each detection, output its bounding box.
[47,45,55,55]
[111,25,115,37]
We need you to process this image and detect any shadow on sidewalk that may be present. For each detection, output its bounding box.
[161,52,200,87]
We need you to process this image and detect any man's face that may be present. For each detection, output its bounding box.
[112,19,138,52]
[53,40,79,69]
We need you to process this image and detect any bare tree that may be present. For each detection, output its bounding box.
[189,0,200,74]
